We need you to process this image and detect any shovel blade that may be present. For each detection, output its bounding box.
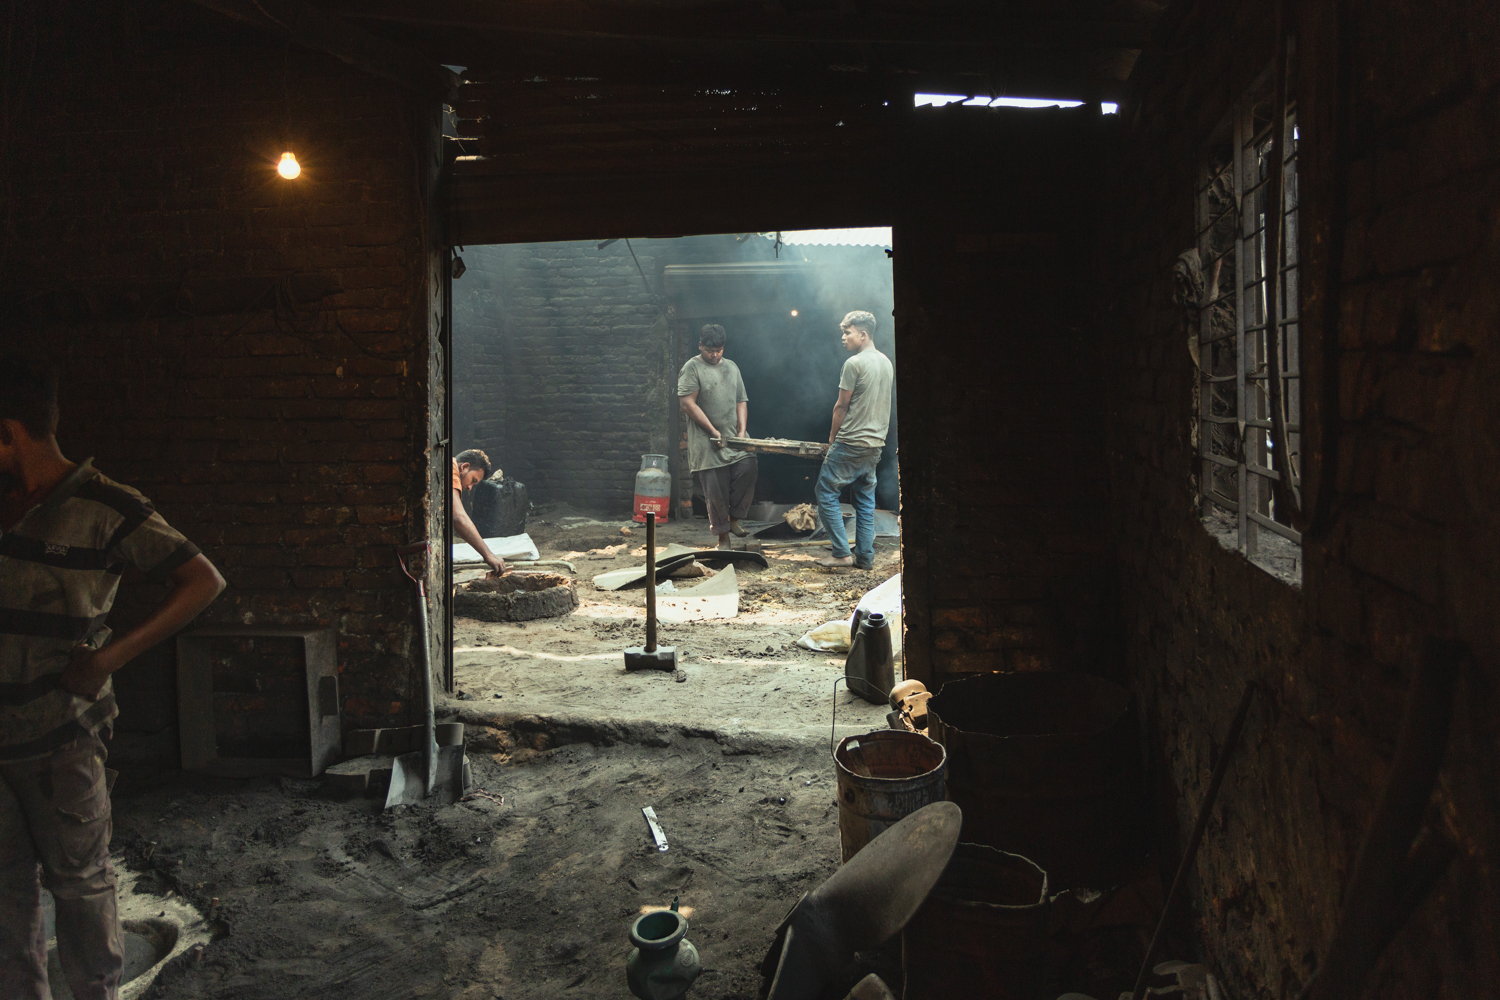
[384,743,467,809]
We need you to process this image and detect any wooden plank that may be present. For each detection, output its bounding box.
[329,0,1156,50]
[723,435,830,458]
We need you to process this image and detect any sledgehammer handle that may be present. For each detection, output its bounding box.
[644,513,658,652]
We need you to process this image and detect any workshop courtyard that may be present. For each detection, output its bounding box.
[6,2,1497,999]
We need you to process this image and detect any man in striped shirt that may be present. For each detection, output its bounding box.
[0,355,226,1000]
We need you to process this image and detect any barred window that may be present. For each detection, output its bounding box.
[1194,89,1302,583]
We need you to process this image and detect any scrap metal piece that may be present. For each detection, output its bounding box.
[722,434,830,458]
[642,807,670,852]
[764,801,962,1000]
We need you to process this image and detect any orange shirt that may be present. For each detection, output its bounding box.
[451,459,462,492]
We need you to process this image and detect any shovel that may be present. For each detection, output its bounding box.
[386,541,467,808]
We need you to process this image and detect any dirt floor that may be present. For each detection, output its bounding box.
[115,729,866,1000]
[450,504,900,742]
[111,505,925,1000]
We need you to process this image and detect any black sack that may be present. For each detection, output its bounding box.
[471,479,529,537]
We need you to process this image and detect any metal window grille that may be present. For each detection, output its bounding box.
[1195,95,1302,574]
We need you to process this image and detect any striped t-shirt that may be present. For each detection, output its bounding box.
[1,460,200,761]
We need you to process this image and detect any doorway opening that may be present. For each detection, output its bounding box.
[446,228,900,742]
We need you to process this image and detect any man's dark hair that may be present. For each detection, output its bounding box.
[454,448,491,477]
[0,353,60,438]
[699,324,727,348]
[841,310,877,334]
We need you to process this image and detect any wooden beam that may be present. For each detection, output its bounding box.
[328,0,1156,50]
[187,0,457,96]
[449,163,890,245]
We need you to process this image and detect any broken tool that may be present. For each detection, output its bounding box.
[624,513,679,672]
[643,806,670,852]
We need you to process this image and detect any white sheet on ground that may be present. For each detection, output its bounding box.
[796,620,853,652]
[850,572,902,657]
[452,533,540,563]
[657,564,738,622]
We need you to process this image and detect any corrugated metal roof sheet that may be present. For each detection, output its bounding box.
[761,228,892,246]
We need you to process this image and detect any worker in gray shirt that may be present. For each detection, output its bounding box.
[678,324,758,549]
[816,310,894,570]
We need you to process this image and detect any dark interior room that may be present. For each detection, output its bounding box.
[1,1,1496,998]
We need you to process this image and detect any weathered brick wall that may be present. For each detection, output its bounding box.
[452,240,679,513]
[1111,0,1500,993]
[454,234,896,514]
[2,5,439,734]
[894,111,1117,686]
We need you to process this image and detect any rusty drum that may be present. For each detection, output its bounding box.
[833,730,946,863]
[927,671,1144,890]
[902,844,1050,1000]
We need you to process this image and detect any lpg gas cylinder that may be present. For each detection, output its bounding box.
[633,454,671,523]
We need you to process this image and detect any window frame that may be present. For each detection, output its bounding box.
[1195,87,1303,577]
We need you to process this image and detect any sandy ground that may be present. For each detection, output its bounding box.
[102,506,1156,1000]
[106,506,922,1000]
[114,730,877,1000]
[448,505,900,743]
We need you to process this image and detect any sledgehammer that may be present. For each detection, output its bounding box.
[624,512,678,672]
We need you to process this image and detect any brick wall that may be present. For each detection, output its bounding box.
[895,110,1117,687]
[452,235,896,514]
[1111,0,1500,993]
[2,4,440,734]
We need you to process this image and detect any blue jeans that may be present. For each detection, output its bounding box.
[815,442,882,565]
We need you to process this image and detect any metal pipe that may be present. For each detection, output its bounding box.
[1264,0,1304,527]
[1130,682,1258,1000]
[644,512,658,653]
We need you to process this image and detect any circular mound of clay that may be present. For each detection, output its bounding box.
[454,572,578,622]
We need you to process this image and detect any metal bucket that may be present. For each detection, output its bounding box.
[833,730,947,863]
[902,844,1050,1000]
[927,671,1143,890]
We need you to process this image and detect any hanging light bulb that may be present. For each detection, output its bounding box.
[277,152,301,179]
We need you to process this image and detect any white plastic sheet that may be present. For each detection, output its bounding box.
[452,533,540,563]
[796,620,853,652]
[849,573,902,658]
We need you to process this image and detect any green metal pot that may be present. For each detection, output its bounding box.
[626,901,701,1000]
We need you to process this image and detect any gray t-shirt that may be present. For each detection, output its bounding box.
[678,355,750,473]
[836,348,894,448]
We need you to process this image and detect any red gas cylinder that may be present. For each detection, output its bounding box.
[633,454,671,523]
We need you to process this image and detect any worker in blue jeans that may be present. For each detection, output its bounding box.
[815,311,894,571]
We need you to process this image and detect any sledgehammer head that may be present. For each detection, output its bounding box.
[624,646,679,672]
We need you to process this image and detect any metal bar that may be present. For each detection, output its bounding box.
[1131,684,1259,1000]
[1234,101,1251,555]
[1201,414,1240,425]
[1248,509,1301,542]
[1247,463,1282,481]
[642,806,670,852]
[1205,491,1240,512]
[644,512,658,653]
[1203,452,1239,469]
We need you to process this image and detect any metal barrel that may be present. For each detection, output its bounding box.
[927,671,1144,890]
[833,730,947,863]
[901,843,1050,1000]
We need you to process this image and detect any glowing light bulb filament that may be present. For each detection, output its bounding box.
[277,152,301,179]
